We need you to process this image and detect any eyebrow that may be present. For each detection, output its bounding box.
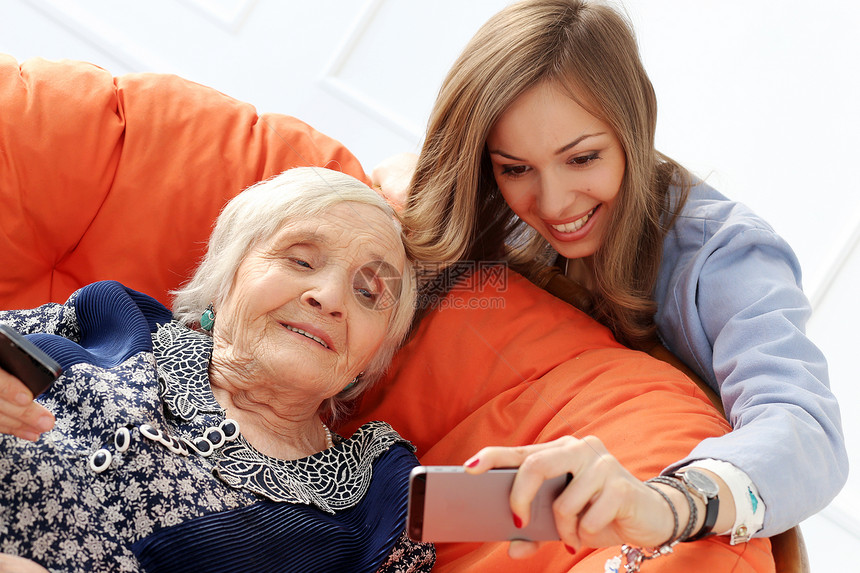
[279,232,395,267]
[282,231,325,246]
[488,132,607,161]
[363,255,393,268]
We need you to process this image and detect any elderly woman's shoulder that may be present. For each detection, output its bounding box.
[337,420,417,454]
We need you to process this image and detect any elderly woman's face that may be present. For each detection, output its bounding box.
[214,202,405,398]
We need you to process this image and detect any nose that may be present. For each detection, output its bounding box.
[535,170,575,217]
[301,270,347,319]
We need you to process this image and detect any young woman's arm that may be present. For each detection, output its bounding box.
[655,186,847,536]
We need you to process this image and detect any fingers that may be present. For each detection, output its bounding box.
[464,436,606,529]
[551,449,675,550]
[463,439,568,474]
[507,539,541,560]
[463,440,568,524]
[463,435,668,552]
[0,553,50,573]
[510,436,609,538]
[555,468,627,549]
[371,152,419,210]
[0,367,35,405]
[0,368,54,440]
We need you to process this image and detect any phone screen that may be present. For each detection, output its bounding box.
[0,324,62,397]
[407,466,569,543]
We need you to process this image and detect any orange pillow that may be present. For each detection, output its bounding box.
[344,269,774,572]
[0,55,367,310]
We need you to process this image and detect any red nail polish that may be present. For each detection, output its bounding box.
[513,513,523,528]
[564,544,577,555]
[466,458,480,468]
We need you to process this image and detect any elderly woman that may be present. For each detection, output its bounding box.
[0,167,432,572]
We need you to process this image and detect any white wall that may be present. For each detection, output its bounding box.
[2,0,858,568]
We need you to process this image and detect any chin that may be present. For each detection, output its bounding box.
[553,244,597,262]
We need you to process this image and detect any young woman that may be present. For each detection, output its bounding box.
[378,0,847,554]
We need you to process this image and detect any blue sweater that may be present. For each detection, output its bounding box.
[655,181,848,536]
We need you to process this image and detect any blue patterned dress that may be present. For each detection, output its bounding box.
[0,281,434,572]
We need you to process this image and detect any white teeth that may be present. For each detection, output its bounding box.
[285,325,329,349]
[551,207,596,233]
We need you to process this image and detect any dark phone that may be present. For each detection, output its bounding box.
[407,466,570,543]
[0,324,62,397]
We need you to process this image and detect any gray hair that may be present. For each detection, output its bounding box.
[172,167,417,421]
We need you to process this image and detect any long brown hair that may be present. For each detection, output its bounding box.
[403,0,690,349]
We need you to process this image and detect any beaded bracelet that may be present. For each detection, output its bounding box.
[603,476,698,573]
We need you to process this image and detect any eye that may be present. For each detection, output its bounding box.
[353,260,402,311]
[292,258,313,269]
[352,261,403,311]
[353,271,381,301]
[569,152,600,166]
[355,287,377,301]
[499,164,531,179]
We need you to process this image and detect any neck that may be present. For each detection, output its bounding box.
[564,257,596,292]
[208,356,330,460]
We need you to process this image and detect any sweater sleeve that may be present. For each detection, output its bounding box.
[659,221,848,536]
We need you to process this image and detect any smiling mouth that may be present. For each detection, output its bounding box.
[550,206,598,233]
[284,325,330,349]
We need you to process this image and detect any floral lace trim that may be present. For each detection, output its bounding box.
[151,321,413,514]
[152,321,222,420]
[215,421,409,513]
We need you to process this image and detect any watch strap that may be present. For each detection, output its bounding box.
[686,493,719,541]
[676,470,720,541]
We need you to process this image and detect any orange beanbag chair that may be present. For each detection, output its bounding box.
[0,54,367,310]
[0,55,773,572]
[343,269,775,572]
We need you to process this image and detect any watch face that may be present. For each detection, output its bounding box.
[685,470,719,498]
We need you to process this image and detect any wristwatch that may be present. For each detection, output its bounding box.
[675,468,720,541]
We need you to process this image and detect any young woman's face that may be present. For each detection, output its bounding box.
[486,81,626,261]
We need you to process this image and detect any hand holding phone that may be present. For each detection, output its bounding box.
[0,324,60,440]
[0,324,62,398]
[407,466,569,543]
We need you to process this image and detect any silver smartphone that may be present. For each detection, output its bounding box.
[0,323,62,397]
[407,466,570,543]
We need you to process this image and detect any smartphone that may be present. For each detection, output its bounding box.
[407,466,570,543]
[0,323,62,397]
